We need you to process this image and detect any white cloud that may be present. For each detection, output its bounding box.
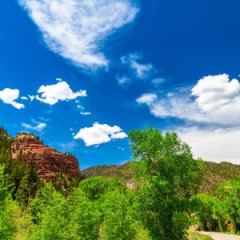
[22,122,47,132]
[136,93,157,106]
[0,88,25,109]
[178,127,240,164]
[19,0,139,69]
[121,53,154,79]
[151,78,166,87]
[192,74,240,112]
[117,76,131,86]
[80,112,91,116]
[137,74,240,127]
[21,96,28,100]
[77,105,84,109]
[28,95,35,101]
[74,122,127,146]
[36,81,87,105]
[112,132,128,139]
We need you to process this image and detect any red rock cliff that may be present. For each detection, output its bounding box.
[12,133,80,181]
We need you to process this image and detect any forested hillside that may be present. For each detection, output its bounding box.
[82,161,240,194]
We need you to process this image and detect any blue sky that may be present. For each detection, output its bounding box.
[1,0,240,169]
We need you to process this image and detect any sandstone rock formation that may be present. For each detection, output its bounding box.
[12,132,80,181]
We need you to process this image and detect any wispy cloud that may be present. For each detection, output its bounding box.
[116,76,131,86]
[0,88,25,109]
[21,96,28,100]
[28,95,35,101]
[80,112,91,116]
[36,81,87,105]
[58,141,76,153]
[22,122,47,132]
[136,93,157,106]
[74,122,127,146]
[137,74,240,127]
[118,53,156,86]
[151,78,166,87]
[121,53,154,77]
[19,0,139,69]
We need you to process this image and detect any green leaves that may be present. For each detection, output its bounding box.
[0,165,19,240]
[129,128,204,240]
[101,191,137,240]
[216,178,240,233]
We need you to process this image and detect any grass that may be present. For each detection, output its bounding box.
[188,230,214,240]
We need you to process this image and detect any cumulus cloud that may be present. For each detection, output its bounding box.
[0,88,25,109]
[121,53,154,79]
[18,0,139,69]
[74,122,127,146]
[137,74,240,126]
[192,74,240,112]
[178,127,240,164]
[22,122,47,132]
[36,81,87,105]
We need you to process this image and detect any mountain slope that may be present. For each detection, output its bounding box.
[82,161,240,194]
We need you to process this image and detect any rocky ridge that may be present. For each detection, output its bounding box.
[12,132,80,181]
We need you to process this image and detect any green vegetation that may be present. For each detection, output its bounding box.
[129,128,204,240]
[188,230,213,240]
[199,161,240,194]
[82,161,240,195]
[193,178,240,234]
[0,126,240,239]
[82,162,133,181]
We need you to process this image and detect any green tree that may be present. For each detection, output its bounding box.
[79,176,126,201]
[212,198,226,232]
[69,187,101,240]
[216,178,240,234]
[101,191,137,240]
[193,193,218,231]
[15,161,40,207]
[129,128,204,240]
[0,164,18,240]
[29,182,71,240]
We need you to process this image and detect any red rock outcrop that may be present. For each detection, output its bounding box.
[12,133,80,181]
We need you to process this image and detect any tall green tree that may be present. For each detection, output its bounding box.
[216,178,240,234]
[193,193,218,231]
[29,182,71,240]
[129,128,204,240]
[69,187,101,240]
[0,164,18,240]
[101,191,137,240]
[15,161,40,207]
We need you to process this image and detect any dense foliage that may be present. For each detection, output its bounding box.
[129,128,204,240]
[0,127,239,239]
[194,178,240,234]
[82,161,240,195]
